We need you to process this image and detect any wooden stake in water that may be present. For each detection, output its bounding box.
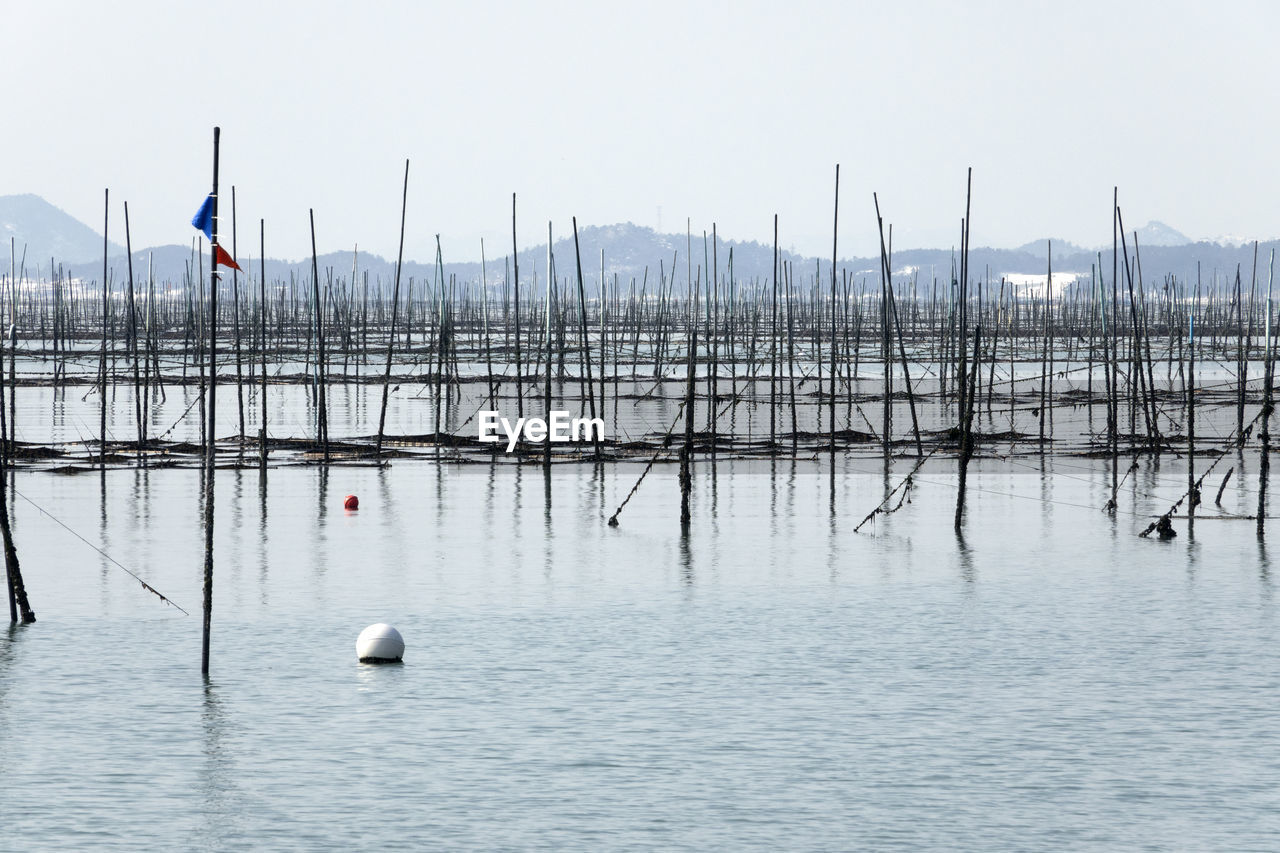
[709,226,718,455]
[957,168,972,424]
[309,209,329,463]
[202,127,220,677]
[770,215,778,453]
[481,240,496,411]
[260,220,268,470]
[0,457,33,623]
[376,160,409,458]
[571,218,599,459]
[1039,242,1051,447]
[881,227,892,463]
[874,198,922,457]
[513,194,523,421]
[954,325,981,533]
[432,239,446,460]
[100,188,109,469]
[829,166,839,460]
[6,242,17,456]
[544,223,554,470]
[1259,250,1274,539]
[1188,311,1196,539]
[231,187,245,450]
[600,251,608,435]
[681,315,697,526]
[1110,192,1120,479]
[124,200,143,461]
[0,263,32,623]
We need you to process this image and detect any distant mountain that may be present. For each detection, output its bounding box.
[1134,220,1190,247]
[1015,239,1089,259]
[1017,222,1190,256]
[1203,233,1261,248]
[10,195,1278,292]
[64,222,821,293]
[449,223,815,291]
[0,194,124,271]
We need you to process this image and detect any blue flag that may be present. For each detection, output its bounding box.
[191,195,214,241]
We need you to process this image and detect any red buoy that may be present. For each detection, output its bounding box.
[344,494,359,510]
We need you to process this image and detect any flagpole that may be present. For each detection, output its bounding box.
[202,126,220,676]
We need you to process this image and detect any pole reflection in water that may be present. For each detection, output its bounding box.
[956,527,975,586]
[1259,539,1273,605]
[312,467,330,609]
[257,468,269,605]
[199,681,243,846]
[679,525,693,587]
[543,465,552,524]
[230,469,244,598]
[543,465,554,582]
[99,468,109,607]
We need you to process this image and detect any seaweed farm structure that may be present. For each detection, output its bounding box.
[0,217,1275,472]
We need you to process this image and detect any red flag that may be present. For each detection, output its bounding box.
[214,244,242,271]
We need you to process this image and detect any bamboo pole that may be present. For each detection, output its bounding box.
[0,430,33,623]
[124,201,143,461]
[309,210,329,463]
[1188,308,1196,539]
[544,223,554,470]
[513,194,523,421]
[770,215,778,453]
[954,326,981,532]
[201,127,220,677]
[681,290,698,525]
[1259,250,1274,539]
[829,165,839,458]
[232,187,245,450]
[260,219,268,470]
[571,218,599,459]
[376,160,409,457]
[100,188,109,468]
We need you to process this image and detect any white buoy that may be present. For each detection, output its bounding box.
[356,623,405,663]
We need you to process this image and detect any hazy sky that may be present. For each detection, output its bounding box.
[6,0,1278,264]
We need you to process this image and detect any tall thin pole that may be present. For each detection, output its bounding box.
[125,200,142,459]
[6,239,14,456]
[571,217,599,459]
[513,194,523,421]
[201,127,220,676]
[1188,307,1196,538]
[481,240,496,410]
[1110,189,1120,495]
[681,291,698,525]
[0,249,14,621]
[100,188,109,468]
[232,187,245,448]
[829,165,839,458]
[1259,250,1275,539]
[309,209,328,463]
[955,326,981,532]
[0,401,32,622]
[376,159,409,457]
[958,168,972,423]
[770,215,778,452]
[260,219,267,470]
[878,203,893,462]
[544,223,553,470]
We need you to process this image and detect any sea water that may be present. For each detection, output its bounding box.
[0,452,1277,850]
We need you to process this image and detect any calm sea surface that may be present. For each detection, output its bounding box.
[1,450,1278,850]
